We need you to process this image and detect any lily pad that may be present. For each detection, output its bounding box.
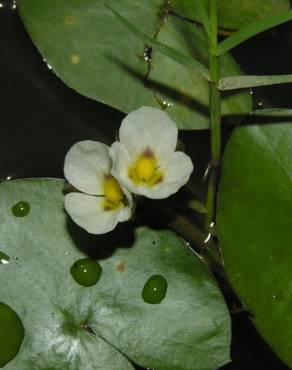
[217,110,292,367]
[0,179,230,369]
[17,0,251,130]
[170,0,290,31]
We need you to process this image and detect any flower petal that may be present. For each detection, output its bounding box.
[64,141,111,195]
[110,141,140,195]
[138,151,193,199]
[119,107,178,161]
[64,192,132,234]
[110,142,193,199]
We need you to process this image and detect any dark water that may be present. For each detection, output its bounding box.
[1,1,291,369]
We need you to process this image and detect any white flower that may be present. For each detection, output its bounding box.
[64,141,133,234]
[110,107,193,199]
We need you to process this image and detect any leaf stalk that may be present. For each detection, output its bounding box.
[205,0,221,230]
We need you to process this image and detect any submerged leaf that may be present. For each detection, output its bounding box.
[17,0,251,129]
[170,0,290,31]
[217,109,292,368]
[0,179,230,370]
[107,4,210,80]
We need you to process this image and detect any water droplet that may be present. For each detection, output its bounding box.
[203,163,211,180]
[272,289,284,302]
[70,258,102,287]
[155,95,173,110]
[143,47,152,62]
[12,201,30,217]
[0,302,24,367]
[0,251,10,265]
[43,58,52,70]
[142,275,168,304]
[0,0,16,10]
[203,233,212,244]
[158,0,171,21]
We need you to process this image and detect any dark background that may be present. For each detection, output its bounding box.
[1,0,292,369]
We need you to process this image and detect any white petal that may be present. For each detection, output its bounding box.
[110,142,193,199]
[110,141,143,195]
[119,107,178,161]
[64,141,111,195]
[64,192,132,234]
[142,151,193,199]
[120,186,134,221]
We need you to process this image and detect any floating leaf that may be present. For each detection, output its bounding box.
[0,179,230,369]
[17,0,251,130]
[170,0,290,31]
[217,110,292,367]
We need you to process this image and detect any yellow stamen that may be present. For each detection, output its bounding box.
[128,149,163,187]
[136,156,156,181]
[103,176,124,211]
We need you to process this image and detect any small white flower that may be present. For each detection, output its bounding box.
[110,107,193,199]
[64,141,132,234]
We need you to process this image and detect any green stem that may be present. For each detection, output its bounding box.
[205,0,221,230]
[141,199,225,274]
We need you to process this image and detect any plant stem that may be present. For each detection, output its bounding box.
[205,0,221,230]
[139,199,225,274]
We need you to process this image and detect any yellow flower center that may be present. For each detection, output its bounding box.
[103,176,124,210]
[128,149,163,187]
[136,156,156,181]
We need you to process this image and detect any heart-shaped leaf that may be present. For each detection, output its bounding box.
[0,179,231,370]
[170,0,290,31]
[217,110,292,367]
[17,0,251,130]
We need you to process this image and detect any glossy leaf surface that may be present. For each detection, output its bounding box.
[17,0,251,129]
[0,179,231,369]
[217,110,292,367]
[170,0,290,31]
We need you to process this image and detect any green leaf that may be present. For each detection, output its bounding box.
[219,74,292,90]
[17,0,251,130]
[107,4,210,80]
[194,0,211,38]
[144,16,251,129]
[170,0,290,31]
[0,179,231,370]
[217,11,292,55]
[217,109,292,368]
